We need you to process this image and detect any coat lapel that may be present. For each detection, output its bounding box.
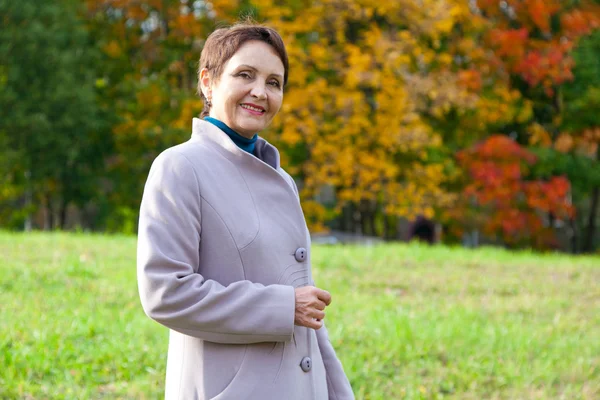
[190,118,298,197]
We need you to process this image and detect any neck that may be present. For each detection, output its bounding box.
[204,117,258,154]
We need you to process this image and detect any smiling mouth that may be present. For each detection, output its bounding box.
[240,104,266,114]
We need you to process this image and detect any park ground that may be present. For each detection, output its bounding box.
[1,232,599,399]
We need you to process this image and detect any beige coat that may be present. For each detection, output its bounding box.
[137,118,354,400]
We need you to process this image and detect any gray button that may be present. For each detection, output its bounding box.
[294,247,307,262]
[300,356,312,372]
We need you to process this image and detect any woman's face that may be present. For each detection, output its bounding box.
[201,40,285,138]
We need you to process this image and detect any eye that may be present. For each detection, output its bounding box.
[268,80,281,88]
[236,71,253,79]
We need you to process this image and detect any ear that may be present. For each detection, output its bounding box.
[199,68,212,99]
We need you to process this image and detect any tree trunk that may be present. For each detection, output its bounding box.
[396,216,403,240]
[361,201,373,236]
[389,215,398,240]
[382,212,389,240]
[360,208,366,236]
[369,204,377,237]
[341,203,350,233]
[353,205,362,235]
[569,216,579,254]
[44,195,53,231]
[59,200,68,230]
[583,185,599,253]
[24,170,32,231]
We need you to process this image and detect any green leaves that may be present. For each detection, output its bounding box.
[1,0,599,250]
[0,0,110,229]
[562,30,600,133]
[531,147,600,198]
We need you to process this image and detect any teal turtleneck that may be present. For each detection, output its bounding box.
[204,117,258,154]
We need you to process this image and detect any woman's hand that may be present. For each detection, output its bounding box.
[294,286,332,330]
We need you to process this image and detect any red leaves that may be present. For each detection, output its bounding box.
[524,176,573,217]
[561,7,600,38]
[489,30,575,95]
[514,43,575,93]
[523,0,560,33]
[481,0,599,96]
[459,135,536,164]
[456,135,574,248]
[489,28,529,60]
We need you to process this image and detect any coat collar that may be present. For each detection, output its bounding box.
[191,118,280,170]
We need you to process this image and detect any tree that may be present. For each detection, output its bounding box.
[85,0,218,232]
[0,0,110,229]
[246,0,481,235]
[557,29,600,252]
[442,0,600,251]
[60,0,600,250]
[83,0,472,235]
[452,135,573,249]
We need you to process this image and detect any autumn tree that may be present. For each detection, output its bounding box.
[82,0,470,236]
[431,0,599,250]
[473,0,600,251]
[452,135,573,249]
[85,0,213,231]
[36,0,596,250]
[549,29,600,252]
[244,0,487,236]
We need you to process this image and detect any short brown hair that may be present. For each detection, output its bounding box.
[198,21,289,117]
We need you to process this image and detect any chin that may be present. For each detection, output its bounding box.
[239,122,266,134]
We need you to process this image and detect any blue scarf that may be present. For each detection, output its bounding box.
[204,117,258,154]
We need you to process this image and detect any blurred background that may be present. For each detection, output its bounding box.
[2,2,600,399]
[1,0,600,253]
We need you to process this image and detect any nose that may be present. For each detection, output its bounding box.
[250,81,267,100]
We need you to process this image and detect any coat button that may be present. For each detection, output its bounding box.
[300,356,312,372]
[294,247,307,262]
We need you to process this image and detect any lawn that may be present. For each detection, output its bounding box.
[1,232,599,399]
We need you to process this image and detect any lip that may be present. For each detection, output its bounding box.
[240,103,266,116]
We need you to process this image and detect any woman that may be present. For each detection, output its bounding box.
[137,22,354,400]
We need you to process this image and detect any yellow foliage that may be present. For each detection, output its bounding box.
[175,99,203,130]
[92,0,547,232]
[528,123,553,147]
[250,0,475,227]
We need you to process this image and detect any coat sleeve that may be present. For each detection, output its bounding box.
[137,149,296,344]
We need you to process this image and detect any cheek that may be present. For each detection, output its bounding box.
[269,94,284,114]
[222,93,241,115]
[219,84,242,106]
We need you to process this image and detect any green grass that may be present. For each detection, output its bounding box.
[1,232,599,399]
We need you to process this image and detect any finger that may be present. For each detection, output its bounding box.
[314,310,325,320]
[300,313,323,330]
[316,289,332,306]
[314,300,327,310]
[306,318,323,330]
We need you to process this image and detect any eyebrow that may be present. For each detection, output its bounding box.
[237,64,284,80]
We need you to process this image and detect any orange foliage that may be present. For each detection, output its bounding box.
[562,6,600,38]
[515,41,575,95]
[454,135,573,249]
[84,0,597,240]
[252,0,470,228]
[489,28,529,60]
[522,0,561,33]
[478,0,600,96]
